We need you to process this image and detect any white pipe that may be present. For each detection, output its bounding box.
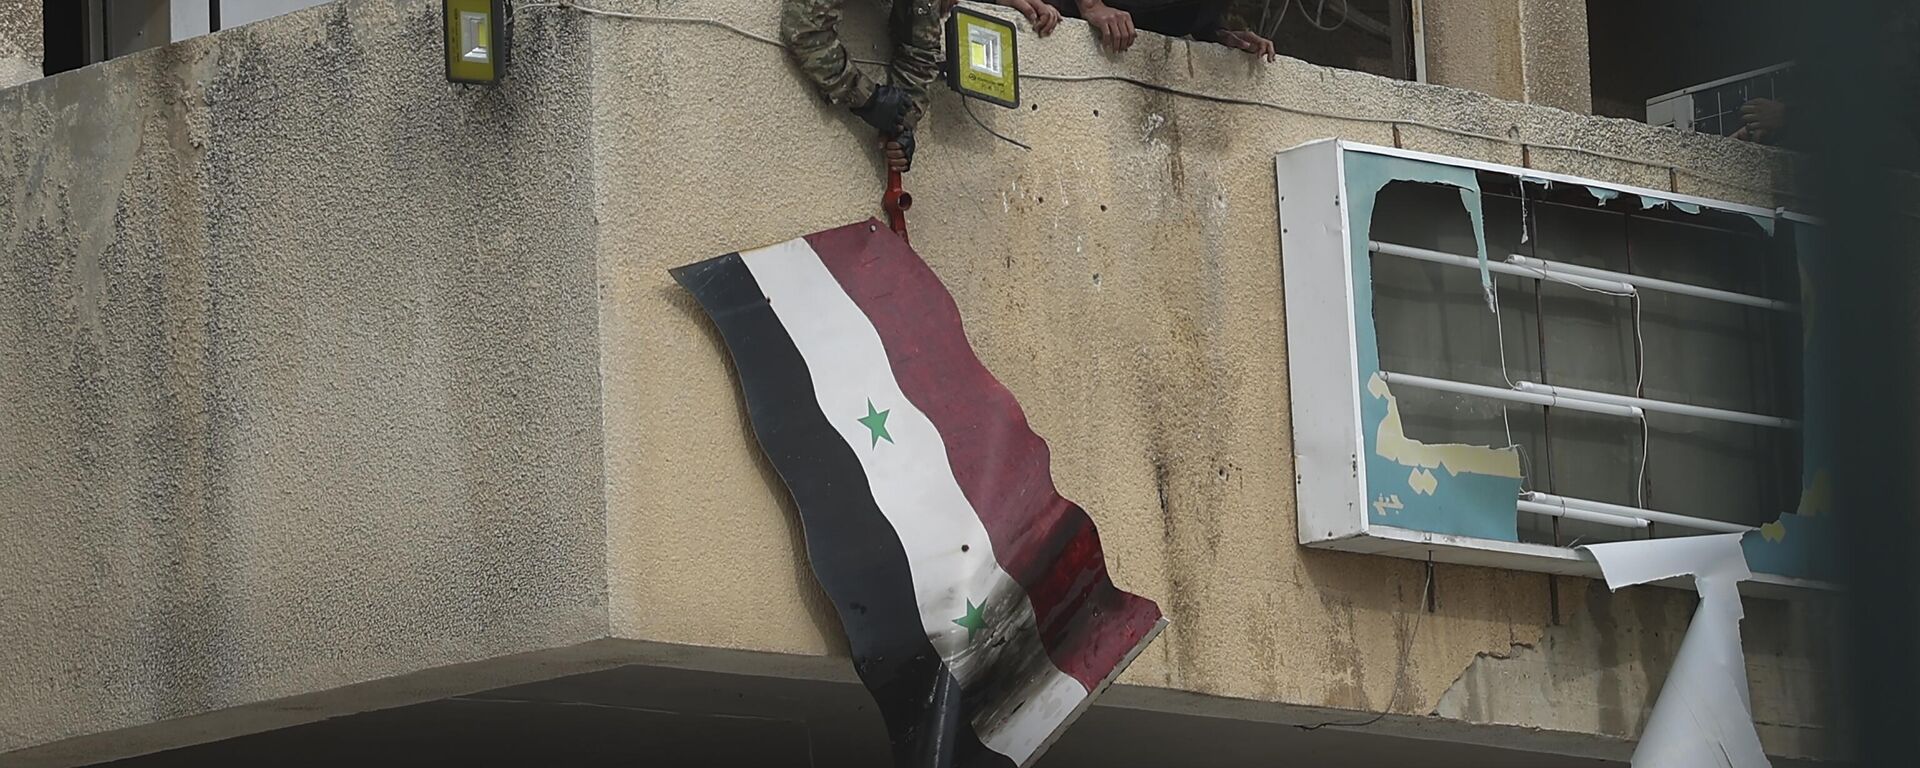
[1513,381,1797,429]
[1369,241,1637,295]
[1523,491,1758,533]
[1507,255,1795,312]
[1517,498,1650,528]
[1380,371,1646,420]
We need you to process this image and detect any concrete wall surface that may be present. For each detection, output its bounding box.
[0,0,39,88]
[1,0,1838,764]
[0,0,607,759]
[220,0,340,29]
[1422,0,1592,113]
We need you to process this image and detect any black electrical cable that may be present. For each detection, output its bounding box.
[1294,554,1430,731]
[962,96,1032,151]
[521,1,1817,203]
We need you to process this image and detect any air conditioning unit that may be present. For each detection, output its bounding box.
[1645,62,1794,137]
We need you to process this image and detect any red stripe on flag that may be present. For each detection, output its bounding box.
[807,222,1164,691]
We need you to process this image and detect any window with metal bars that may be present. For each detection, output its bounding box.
[1365,175,1801,546]
[40,2,330,78]
[1228,0,1416,80]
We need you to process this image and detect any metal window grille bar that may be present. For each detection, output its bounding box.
[1368,240,1636,294]
[1514,381,1797,429]
[1516,498,1649,529]
[1371,185,1796,541]
[1507,254,1795,312]
[1378,371,1645,419]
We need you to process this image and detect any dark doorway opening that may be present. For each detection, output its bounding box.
[1586,0,1808,122]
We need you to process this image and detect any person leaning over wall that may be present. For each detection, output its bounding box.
[949,0,1068,35]
[1043,0,1277,60]
[780,0,1072,175]
[779,0,1269,176]
[780,0,940,173]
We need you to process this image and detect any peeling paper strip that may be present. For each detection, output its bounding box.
[1580,535,1770,768]
[1638,195,1706,215]
[1633,193,1778,237]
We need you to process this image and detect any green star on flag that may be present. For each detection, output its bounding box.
[858,400,893,447]
[672,223,1170,768]
[954,598,987,640]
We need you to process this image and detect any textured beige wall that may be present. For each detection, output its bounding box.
[0,0,39,88]
[1423,0,1592,114]
[1,0,1832,762]
[0,0,606,757]
[1517,0,1592,112]
[1423,0,1524,102]
[592,0,1823,758]
[1434,575,1841,756]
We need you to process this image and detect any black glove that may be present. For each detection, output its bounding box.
[851,85,914,136]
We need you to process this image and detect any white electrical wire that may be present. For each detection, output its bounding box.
[1490,205,1637,506]
[1487,194,1651,518]
[1488,282,1535,491]
[516,1,1803,202]
[1631,293,1648,508]
[1518,179,1531,244]
[1637,413,1650,509]
[1632,294,1646,394]
[1258,0,1293,40]
[1300,0,1352,33]
[1489,283,1518,409]
[1509,265,1636,298]
[1259,0,1351,36]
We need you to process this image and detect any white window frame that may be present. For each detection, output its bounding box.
[1276,139,1833,595]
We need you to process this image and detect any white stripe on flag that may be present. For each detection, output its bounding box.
[741,237,1087,766]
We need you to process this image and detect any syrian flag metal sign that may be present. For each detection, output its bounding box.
[671,221,1166,768]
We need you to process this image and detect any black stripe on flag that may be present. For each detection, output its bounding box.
[670,253,1017,768]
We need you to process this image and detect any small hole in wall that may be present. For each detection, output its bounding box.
[1093,273,1102,286]
[961,544,971,552]
[1093,109,1100,117]
[1030,104,1038,111]
[1099,204,1108,212]
[1037,196,1045,204]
